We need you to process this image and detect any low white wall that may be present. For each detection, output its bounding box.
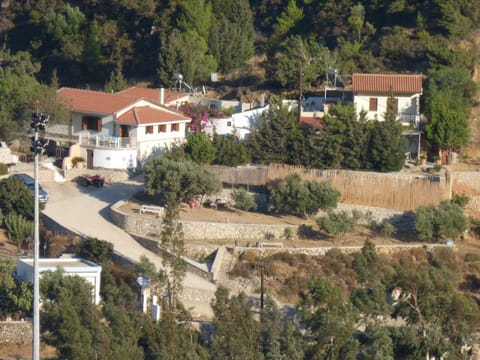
[84,148,137,169]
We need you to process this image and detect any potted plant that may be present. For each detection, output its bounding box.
[419,153,427,165]
[72,156,85,169]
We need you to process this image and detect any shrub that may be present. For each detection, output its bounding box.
[316,210,359,240]
[0,163,8,175]
[465,253,480,262]
[76,237,113,265]
[269,173,340,217]
[241,250,258,262]
[4,212,33,251]
[0,178,34,220]
[414,200,469,241]
[71,156,85,167]
[282,227,293,240]
[451,194,469,208]
[380,222,396,237]
[231,187,256,211]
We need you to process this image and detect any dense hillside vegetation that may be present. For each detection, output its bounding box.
[0,0,478,164]
[0,0,478,89]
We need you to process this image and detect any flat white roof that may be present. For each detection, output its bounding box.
[18,258,102,272]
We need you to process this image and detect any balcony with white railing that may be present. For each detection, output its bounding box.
[78,133,137,149]
[399,114,421,129]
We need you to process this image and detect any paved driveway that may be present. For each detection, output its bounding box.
[42,176,216,318]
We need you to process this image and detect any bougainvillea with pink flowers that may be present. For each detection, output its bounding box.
[178,103,230,132]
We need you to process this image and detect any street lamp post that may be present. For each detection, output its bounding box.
[30,112,49,360]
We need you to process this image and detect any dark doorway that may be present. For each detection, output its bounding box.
[87,149,94,169]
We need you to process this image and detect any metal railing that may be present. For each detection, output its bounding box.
[399,114,420,128]
[78,133,136,149]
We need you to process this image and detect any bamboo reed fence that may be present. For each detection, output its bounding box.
[206,164,451,211]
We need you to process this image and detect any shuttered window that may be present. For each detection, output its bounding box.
[369,98,378,111]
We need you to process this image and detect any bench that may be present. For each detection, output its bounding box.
[139,205,165,217]
[258,242,284,249]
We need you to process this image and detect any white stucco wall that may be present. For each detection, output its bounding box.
[80,148,137,169]
[354,94,419,122]
[135,122,187,142]
[204,106,268,139]
[16,258,102,305]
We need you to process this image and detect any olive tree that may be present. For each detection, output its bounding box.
[269,173,340,217]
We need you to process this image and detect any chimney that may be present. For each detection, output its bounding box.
[159,87,165,105]
[260,93,265,107]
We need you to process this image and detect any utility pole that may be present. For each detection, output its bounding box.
[260,258,265,309]
[298,65,303,125]
[30,110,49,360]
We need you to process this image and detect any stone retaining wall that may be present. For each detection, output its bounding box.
[210,246,225,282]
[0,321,32,344]
[130,233,213,282]
[179,288,215,303]
[110,201,297,240]
[63,167,131,184]
[452,171,480,195]
[233,243,446,257]
[110,201,415,242]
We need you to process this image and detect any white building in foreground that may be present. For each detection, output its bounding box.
[16,258,102,305]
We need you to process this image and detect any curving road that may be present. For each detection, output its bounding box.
[41,175,216,318]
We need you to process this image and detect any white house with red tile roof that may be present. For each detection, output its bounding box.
[57,87,191,169]
[352,73,423,128]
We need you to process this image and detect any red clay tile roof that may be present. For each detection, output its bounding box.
[116,86,188,105]
[57,87,137,114]
[352,74,423,94]
[57,87,190,125]
[116,106,190,125]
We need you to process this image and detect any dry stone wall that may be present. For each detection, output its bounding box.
[110,201,415,242]
[207,164,452,211]
[0,321,32,344]
[110,201,297,241]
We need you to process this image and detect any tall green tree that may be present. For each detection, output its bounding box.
[271,0,304,39]
[267,35,329,88]
[248,97,299,164]
[185,132,216,165]
[392,256,479,359]
[0,48,56,140]
[41,5,87,60]
[212,133,250,167]
[209,0,254,73]
[322,104,369,169]
[211,286,263,359]
[358,325,395,360]
[366,114,406,172]
[41,270,113,360]
[424,90,470,156]
[0,259,32,316]
[159,29,216,86]
[104,63,128,93]
[159,209,187,309]
[0,177,34,220]
[299,277,359,359]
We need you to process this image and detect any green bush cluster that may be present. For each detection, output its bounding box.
[231,187,256,211]
[4,212,33,251]
[269,173,340,217]
[0,163,8,175]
